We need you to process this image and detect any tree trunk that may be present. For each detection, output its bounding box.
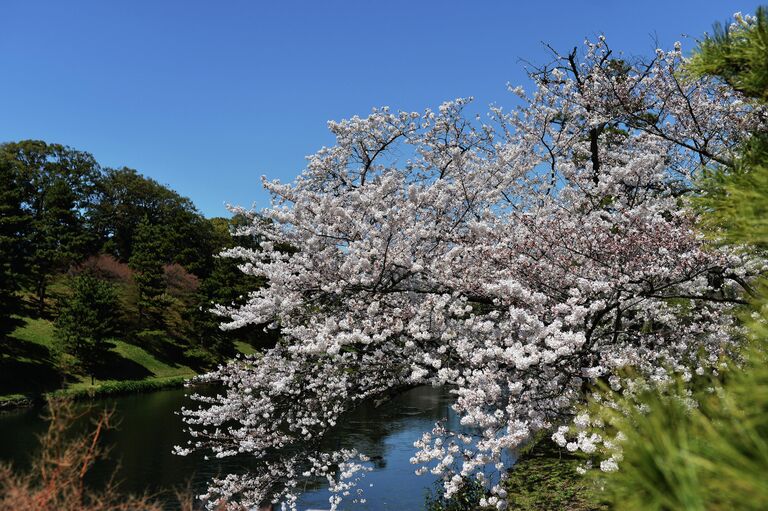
[137,294,144,328]
[36,278,47,317]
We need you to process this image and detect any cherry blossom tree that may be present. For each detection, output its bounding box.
[176,37,763,510]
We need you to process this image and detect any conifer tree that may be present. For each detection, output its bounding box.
[0,141,100,315]
[0,154,30,353]
[54,274,118,385]
[128,217,167,328]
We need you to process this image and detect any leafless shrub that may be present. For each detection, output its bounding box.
[0,398,214,511]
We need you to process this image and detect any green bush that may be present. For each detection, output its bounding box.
[49,376,188,400]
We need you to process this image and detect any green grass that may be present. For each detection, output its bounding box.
[1,316,196,404]
[233,339,257,355]
[10,315,56,348]
[503,438,611,511]
[2,312,263,404]
[1,317,63,398]
[1,314,261,406]
[50,375,191,400]
[109,340,195,379]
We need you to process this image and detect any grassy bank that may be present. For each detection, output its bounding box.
[426,435,610,511]
[503,437,610,511]
[48,375,191,400]
[1,316,200,407]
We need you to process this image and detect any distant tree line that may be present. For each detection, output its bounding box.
[0,139,273,382]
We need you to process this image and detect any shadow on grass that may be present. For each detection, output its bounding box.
[94,343,153,381]
[128,330,187,369]
[0,335,153,398]
[0,337,62,395]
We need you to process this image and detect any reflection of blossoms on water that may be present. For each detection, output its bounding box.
[299,386,464,510]
[0,387,475,511]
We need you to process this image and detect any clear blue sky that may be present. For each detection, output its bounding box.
[1,1,759,218]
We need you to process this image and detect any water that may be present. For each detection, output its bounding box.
[0,385,465,510]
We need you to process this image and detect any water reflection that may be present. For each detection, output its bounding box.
[0,386,467,510]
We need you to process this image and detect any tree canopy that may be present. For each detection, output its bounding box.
[1,140,101,314]
[90,167,216,275]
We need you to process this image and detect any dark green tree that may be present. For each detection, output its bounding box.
[0,141,101,315]
[182,215,277,365]
[688,8,768,101]
[128,217,167,328]
[90,167,216,276]
[54,274,118,385]
[0,153,30,352]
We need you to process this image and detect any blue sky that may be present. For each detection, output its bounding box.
[1,1,758,218]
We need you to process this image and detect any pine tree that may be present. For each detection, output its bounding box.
[0,141,100,316]
[128,217,167,328]
[0,154,30,353]
[54,274,118,385]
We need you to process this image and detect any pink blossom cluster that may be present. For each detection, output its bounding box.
[176,37,762,510]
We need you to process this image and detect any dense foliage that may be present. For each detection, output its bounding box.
[90,167,216,274]
[0,140,269,389]
[0,153,29,351]
[2,141,101,315]
[177,29,763,510]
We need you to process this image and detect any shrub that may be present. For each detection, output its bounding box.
[0,398,166,510]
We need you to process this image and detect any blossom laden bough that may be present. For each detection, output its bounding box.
[177,36,762,510]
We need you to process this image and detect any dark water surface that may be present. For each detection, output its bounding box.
[0,386,462,510]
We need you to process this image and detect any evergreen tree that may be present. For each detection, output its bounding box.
[128,217,167,328]
[0,141,100,316]
[54,274,118,385]
[0,154,30,352]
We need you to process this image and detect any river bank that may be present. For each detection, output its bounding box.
[503,436,610,511]
[0,374,192,411]
[0,315,223,411]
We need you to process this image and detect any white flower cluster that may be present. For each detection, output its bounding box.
[178,36,762,509]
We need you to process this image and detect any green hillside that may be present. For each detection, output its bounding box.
[2,315,204,402]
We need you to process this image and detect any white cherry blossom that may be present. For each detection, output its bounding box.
[177,37,763,509]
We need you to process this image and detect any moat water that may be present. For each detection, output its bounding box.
[0,385,473,510]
